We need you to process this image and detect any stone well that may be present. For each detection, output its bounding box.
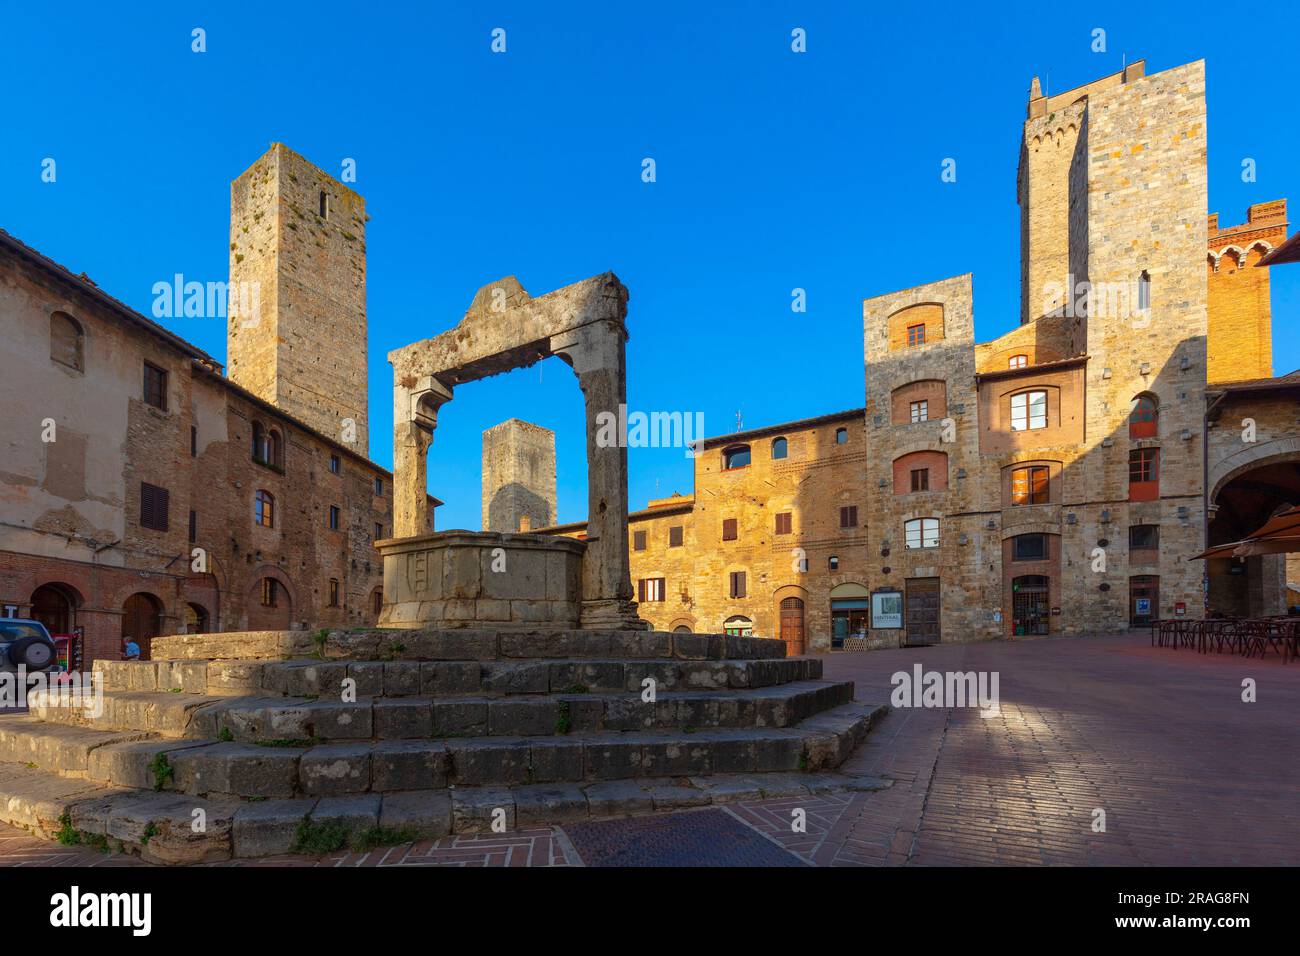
[377,530,585,630]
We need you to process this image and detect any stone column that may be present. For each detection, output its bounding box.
[551,322,646,630]
[392,377,453,538]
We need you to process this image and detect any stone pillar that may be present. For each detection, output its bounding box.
[392,377,453,538]
[551,322,645,630]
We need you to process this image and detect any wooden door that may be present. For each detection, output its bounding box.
[779,597,806,655]
[121,593,162,661]
[905,578,941,645]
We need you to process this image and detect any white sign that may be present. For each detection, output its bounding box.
[872,591,903,629]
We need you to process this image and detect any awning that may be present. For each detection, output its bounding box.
[1190,506,1300,560]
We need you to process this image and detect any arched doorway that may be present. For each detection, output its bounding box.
[1208,458,1300,617]
[121,592,163,660]
[184,603,210,634]
[779,597,805,655]
[30,583,76,634]
[1011,575,1050,636]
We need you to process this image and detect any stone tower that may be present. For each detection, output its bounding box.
[1207,200,1285,383]
[228,144,369,454]
[1018,61,1146,325]
[482,419,557,532]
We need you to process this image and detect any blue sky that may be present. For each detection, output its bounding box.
[4,1,1297,530]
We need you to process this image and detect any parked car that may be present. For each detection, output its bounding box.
[0,618,59,671]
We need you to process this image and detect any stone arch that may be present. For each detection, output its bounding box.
[1210,436,1300,503]
[246,564,295,630]
[666,616,696,633]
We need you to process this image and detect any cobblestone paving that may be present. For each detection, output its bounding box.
[3,634,1295,867]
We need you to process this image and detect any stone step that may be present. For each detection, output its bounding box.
[93,655,824,699]
[74,700,886,798]
[149,628,789,663]
[0,721,891,863]
[0,718,152,776]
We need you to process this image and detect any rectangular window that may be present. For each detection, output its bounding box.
[188,509,197,543]
[637,578,666,602]
[329,455,340,474]
[1010,466,1050,505]
[839,505,858,528]
[1129,448,1159,501]
[910,469,929,492]
[1013,533,1048,561]
[328,579,340,607]
[722,518,738,541]
[729,571,747,599]
[907,324,926,347]
[374,477,383,495]
[775,512,792,535]
[190,425,198,457]
[143,362,167,410]
[328,505,340,530]
[910,400,928,423]
[1130,524,1160,551]
[669,526,683,547]
[905,517,940,549]
[140,482,169,531]
[828,555,839,571]
[261,578,278,607]
[375,522,384,541]
[1010,390,1047,431]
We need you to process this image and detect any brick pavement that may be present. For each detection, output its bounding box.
[1,634,1294,867]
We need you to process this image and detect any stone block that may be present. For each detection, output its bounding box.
[450,787,515,833]
[513,784,588,825]
[382,662,421,696]
[421,661,481,695]
[431,701,488,736]
[373,699,432,739]
[447,739,530,786]
[299,743,372,795]
[371,740,448,791]
[379,791,451,839]
[233,798,318,857]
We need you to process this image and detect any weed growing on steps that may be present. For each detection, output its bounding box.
[555,700,572,735]
[147,752,173,792]
[141,822,158,845]
[289,816,350,855]
[217,727,234,742]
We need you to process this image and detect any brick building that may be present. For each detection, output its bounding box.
[0,145,437,665]
[539,58,1299,651]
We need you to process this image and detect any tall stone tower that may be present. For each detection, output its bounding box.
[1207,200,1285,383]
[1018,62,1146,325]
[482,419,557,532]
[228,144,369,454]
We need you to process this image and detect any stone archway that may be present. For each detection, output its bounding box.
[121,592,163,661]
[1207,450,1300,617]
[385,272,643,630]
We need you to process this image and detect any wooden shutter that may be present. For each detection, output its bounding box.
[140,482,169,531]
[669,526,683,547]
[633,530,647,551]
[722,518,737,541]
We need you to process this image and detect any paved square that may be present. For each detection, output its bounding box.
[2,634,1294,867]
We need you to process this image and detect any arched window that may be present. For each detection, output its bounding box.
[265,428,282,469]
[1008,354,1027,369]
[722,444,751,470]
[1010,390,1048,431]
[904,517,940,549]
[1129,394,1158,439]
[254,490,275,527]
[723,615,753,637]
[1137,270,1151,312]
[50,312,84,371]
[251,422,265,462]
[771,437,788,460]
[319,190,329,219]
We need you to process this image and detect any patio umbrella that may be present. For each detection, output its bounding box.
[1233,533,1300,557]
[1189,541,1246,561]
[1241,504,1300,540]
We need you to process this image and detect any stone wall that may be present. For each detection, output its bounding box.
[481,419,557,532]
[1207,201,1285,383]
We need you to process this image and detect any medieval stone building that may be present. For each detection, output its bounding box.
[536,58,1299,653]
[0,144,437,665]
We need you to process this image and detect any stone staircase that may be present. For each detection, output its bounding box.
[0,628,888,863]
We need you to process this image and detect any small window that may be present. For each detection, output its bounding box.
[1130,394,1158,439]
[633,530,647,551]
[910,469,929,493]
[722,445,751,470]
[190,425,198,458]
[905,517,940,550]
[329,455,340,474]
[839,505,858,528]
[328,505,341,530]
[728,571,747,599]
[910,400,928,423]
[1129,448,1159,501]
[188,509,197,543]
[50,312,84,371]
[254,490,275,528]
[143,362,168,410]
[1008,354,1028,369]
[328,579,340,607]
[1010,465,1050,505]
[261,578,278,607]
[1010,390,1047,431]
[140,482,169,531]
[1137,270,1151,312]
[828,555,839,571]
[372,589,383,615]
[1012,533,1048,561]
[835,427,848,445]
[775,512,793,535]
[637,578,666,603]
[771,437,788,460]
[374,477,383,495]
[375,522,384,541]
[669,526,683,547]
[319,190,329,219]
[1130,524,1160,551]
[906,324,926,347]
[722,518,738,541]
